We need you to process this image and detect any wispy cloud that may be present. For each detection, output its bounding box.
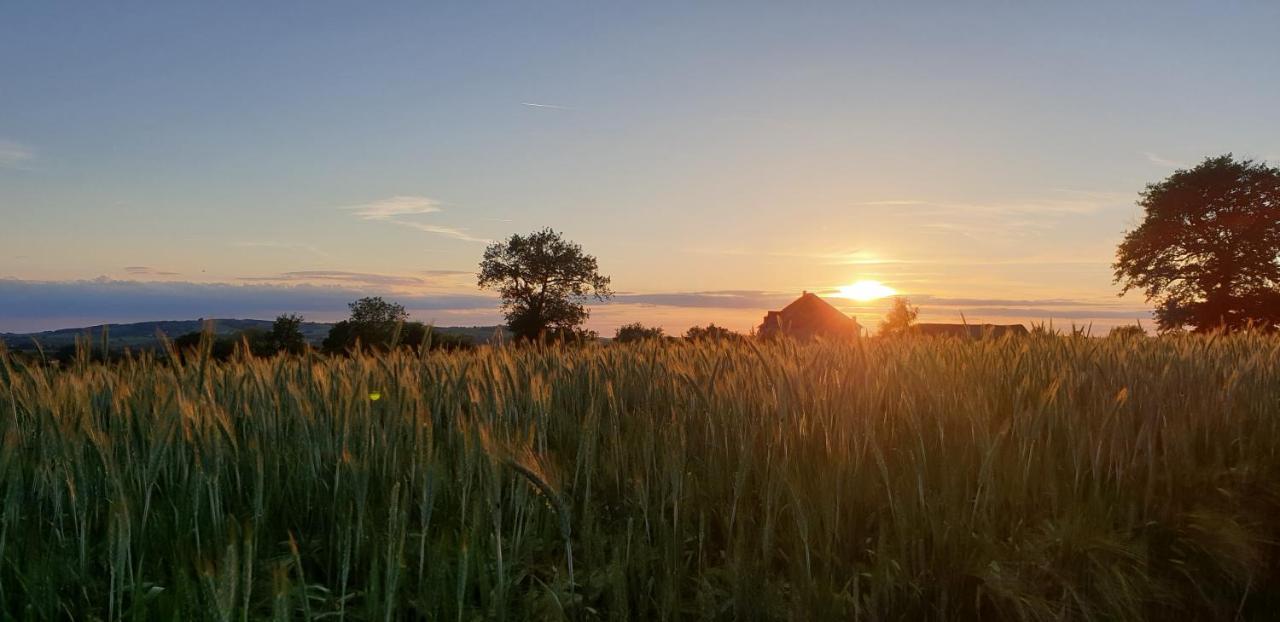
[610,290,797,310]
[124,266,180,277]
[345,195,442,220]
[859,193,1129,217]
[1142,152,1186,168]
[397,221,490,243]
[232,241,329,257]
[238,269,474,288]
[342,196,489,243]
[0,278,498,332]
[521,102,575,110]
[0,278,1154,334]
[420,269,474,277]
[857,191,1133,240]
[0,140,34,170]
[239,270,430,288]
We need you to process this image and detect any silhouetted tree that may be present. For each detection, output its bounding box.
[478,228,613,341]
[323,297,411,353]
[349,297,408,324]
[322,298,476,354]
[1115,155,1280,332]
[614,322,664,343]
[879,297,919,337]
[321,322,358,354]
[684,324,738,341]
[268,313,309,354]
[1108,324,1148,340]
[173,329,264,360]
[420,330,477,352]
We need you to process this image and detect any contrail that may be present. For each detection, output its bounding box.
[521,102,575,110]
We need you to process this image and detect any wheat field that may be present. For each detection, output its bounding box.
[1,332,1278,620]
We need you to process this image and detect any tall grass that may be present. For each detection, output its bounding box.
[1,332,1279,619]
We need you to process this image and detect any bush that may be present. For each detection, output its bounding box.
[684,323,738,341]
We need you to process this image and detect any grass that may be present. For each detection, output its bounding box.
[1,331,1279,619]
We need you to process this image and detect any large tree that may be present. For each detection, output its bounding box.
[478,228,613,341]
[1115,155,1280,332]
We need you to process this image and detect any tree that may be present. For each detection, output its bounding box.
[323,297,411,353]
[684,324,738,341]
[348,297,408,325]
[173,329,262,360]
[1108,324,1148,340]
[614,322,664,343]
[268,313,309,354]
[879,297,918,337]
[1115,155,1280,332]
[477,228,613,341]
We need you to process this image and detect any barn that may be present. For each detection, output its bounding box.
[758,292,862,339]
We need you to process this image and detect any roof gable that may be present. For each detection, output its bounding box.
[760,292,860,338]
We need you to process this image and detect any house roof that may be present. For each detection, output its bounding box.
[759,292,860,338]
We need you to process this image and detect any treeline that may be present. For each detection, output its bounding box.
[2,298,477,366]
[613,322,740,343]
[172,298,476,361]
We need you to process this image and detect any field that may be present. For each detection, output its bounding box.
[1,333,1279,620]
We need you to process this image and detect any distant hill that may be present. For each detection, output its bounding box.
[0,319,508,352]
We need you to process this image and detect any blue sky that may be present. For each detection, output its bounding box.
[3,2,1278,332]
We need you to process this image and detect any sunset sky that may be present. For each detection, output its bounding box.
[4,2,1279,333]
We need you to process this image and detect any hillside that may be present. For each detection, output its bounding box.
[0,319,507,351]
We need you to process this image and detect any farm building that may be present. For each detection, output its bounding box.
[759,292,862,339]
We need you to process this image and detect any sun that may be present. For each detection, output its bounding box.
[837,280,897,301]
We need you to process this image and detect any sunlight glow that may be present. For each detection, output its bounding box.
[837,280,897,301]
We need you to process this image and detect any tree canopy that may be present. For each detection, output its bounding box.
[1115,155,1280,332]
[879,297,919,337]
[268,314,308,354]
[323,297,411,353]
[614,322,665,343]
[477,228,613,341]
[684,324,738,341]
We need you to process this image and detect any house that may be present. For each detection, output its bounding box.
[759,292,862,339]
[915,323,1029,339]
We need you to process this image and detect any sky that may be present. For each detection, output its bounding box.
[3,2,1279,334]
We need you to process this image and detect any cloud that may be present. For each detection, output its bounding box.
[236,270,473,288]
[397,221,490,243]
[0,278,497,332]
[911,295,1114,308]
[858,193,1130,217]
[929,306,1152,321]
[0,140,33,169]
[239,270,430,287]
[0,278,1154,334]
[855,192,1135,241]
[521,102,575,110]
[1143,152,1186,168]
[606,290,1145,314]
[345,196,442,220]
[124,266,180,277]
[342,196,489,243]
[232,241,328,257]
[610,290,798,309]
